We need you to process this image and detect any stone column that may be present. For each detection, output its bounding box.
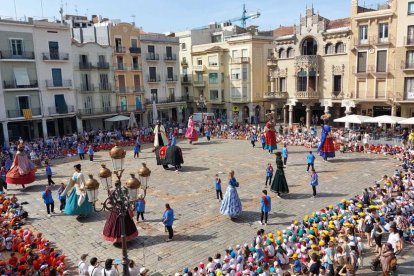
[76,117,83,134]
[344,108,352,129]
[2,122,9,145]
[306,104,312,129]
[288,105,294,126]
[270,78,275,93]
[391,104,397,116]
[42,118,48,139]
[324,105,330,114]
[283,106,288,126]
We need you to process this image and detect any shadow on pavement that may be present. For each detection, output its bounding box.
[181,166,210,172]
[232,211,295,224]
[128,234,215,248]
[282,192,347,200]
[329,157,387,163]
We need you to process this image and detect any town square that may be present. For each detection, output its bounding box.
[2,0,414,275]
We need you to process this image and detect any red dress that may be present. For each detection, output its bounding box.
[6,152,36,185]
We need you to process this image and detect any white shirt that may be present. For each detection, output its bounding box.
[101,268,118,276]
[88,265,103,276]
[78,261,88,275]
[128,266,140,276]
[387,232,400,252]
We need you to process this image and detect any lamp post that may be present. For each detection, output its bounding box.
[137,162,151,198]
[91,143,145,276]
[196,96,207,124]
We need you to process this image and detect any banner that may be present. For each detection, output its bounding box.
[22,109,32,119]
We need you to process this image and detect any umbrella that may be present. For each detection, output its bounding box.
[364,115,406,124]
[398,117,414,125]
[152,101,158,124]
[105,115,130,122]
[333,114,372,124]
[128,112,138,128]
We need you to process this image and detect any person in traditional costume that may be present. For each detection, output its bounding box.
[62,164,93,217]
[271,152,289,197]
[6,144,36,188]
[264,122,277,154]
[102,181,138,243]
[153,120,169,148]
[317,113,336,161]
[220,170,242,218]
[185,115,199,144]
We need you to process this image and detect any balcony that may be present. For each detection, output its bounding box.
[114,63,127,70]
[129,47,141,54]
[7,107,41,118]
[78,107,117,117]
[193,80,206,87]
[230,96,249,103]
[209,98,223,103]
[181,75,191,84]
[42,52,69,61]
[3,80,38,90]
[79,62,94,70]
[117,87,128,93]
[117,105,143,113]
[146,53,159,61]
[352,66,369,78]
[133,86,144,93]
[145,95,187,104]
[353,38,371,49]
[208,62,219,68]
[267,57,277,67]
[115,47,126,54]
[181,60,188,68]
[48,105,75,115]
[166,75,178,82]
[401,60,414,71]
[373,35,393,46]
[231,57,250,64]
[45,80,72,89]
[97,62,110,69]
[368,65,392,77]
[295,55,320,70]
[164,54,177,61]
[0,51,35,60]
[131,63,142,71]
[79,83,95,92]
[404,37,414,47]
[193,65,206,72]
[263,91,288,99]
[332,91,344,99]
[147,75,161,83]
[99,83,112,92]
[295,88,319,99]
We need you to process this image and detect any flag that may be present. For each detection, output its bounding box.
[22,109,32,119]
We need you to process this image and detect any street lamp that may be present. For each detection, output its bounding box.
[99,164,112,193]
[137,162,151,198]
[196,95,207,123]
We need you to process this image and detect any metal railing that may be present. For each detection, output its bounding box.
[193,80,206,87]
[295,88,319,99]
[129,47,141,54]
[115,47,126,53]
[231,57,250,64]
[115,63,127,70]
[42,52,69,60]
[97,62,110,69]
[99,83,112,91]
[368,64,392,74]
[131,63,142,70]
[405,36,414,46]
[264,91,287,98]
[79,83,95,92]
[402,60,414,70]
[79,62,94,70]
[45,80,72,88]
[3,80,38,89]
[181,75,191,83]
[146,53,159,60]
[147,75,161,82]
[7,107,41,118]
[78,107,117,116]
[48,105,75,114]
[145,95,187,104]
[133,86,144,93]
[166,75,178,82]
[164,54,177,61]
[0,50,35,59]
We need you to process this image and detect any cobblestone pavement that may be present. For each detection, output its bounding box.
[8,139,400,275]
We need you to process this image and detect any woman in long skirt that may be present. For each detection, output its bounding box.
[220,170,242,218]
[271,152,289,197]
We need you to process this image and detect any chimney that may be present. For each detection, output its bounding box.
[92,15,99,24]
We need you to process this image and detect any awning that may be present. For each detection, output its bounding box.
[13,68,30,86]
[104,115,130,122]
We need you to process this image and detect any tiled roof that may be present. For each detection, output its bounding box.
[326,18,350,30]
[272,26,294,37]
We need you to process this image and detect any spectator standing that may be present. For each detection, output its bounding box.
[42,186,55,217]
[310,168,319,197]
[205,127,211,142]
[78,254,88,276]
[162,203,174,242]
[282,144,288,166]
[77,144,85,160]
[57,182,66,212]
[133,143,140,159]
[260,134,266,150]
[135,194,145,222]
[250,132,257,148]
[45,161,55,186]
[87,145,94,161]
[87,257,102,276]
[265,163,273,187]
[214,174,223,201]
[306,151,316,172]
[101,258,118,276]
[259,190,271,225]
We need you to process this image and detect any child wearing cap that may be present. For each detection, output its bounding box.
[291,253,302,274]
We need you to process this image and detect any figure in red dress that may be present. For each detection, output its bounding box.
[6,144,36,188]
[264,121,277,154]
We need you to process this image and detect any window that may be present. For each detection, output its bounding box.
[279,77,286,92]
[242,86,247,98]
[408,2,414,14]
[209,73,218,84]
[241,49,248,57]
[181,43,186,50]
[325,43,334,55]
[231,87,242,98]
[405,77,414,99]
[333,75,342,92]
[48,41,59,59]
[10,39,23,56]
[149,67,157,80]
[133,75,141,90]
[357,52,367,73]
[407,51,414,69]
[51,68,62,86]
[168,88,175,101]
[197,59,202,65]
[131,38,138,48]
[211,34,222,43]
[81,74,91,91]
[196,72,203,81]
[210,90,219,100]
[166,46,172,58]
[150,89,158,103]
[408,26,414,45]
[231,68,241,80]
[100,74,109,90]
[80,54,88,64]
[135,96,142,110]
[297,70,307,92]
[120,96,127,112]
[335,42,345,53]
[98,55,106,65]
[132,57,139,69]
[232,50,239,59]
[102,95,111,112]
[54,94,67,114]
[148,45,155,53]
[208,55,218,66]
[278,48,285,59]
[17,96,30,111]
[379,23,389,40]
[242,68,248,80]
[286,48,293,58]
[268,49,274,58]
[117,56,124,70]
[301,37,317,55]
[167,67,174,79]
[376,50,387,72]
[359,25,368,43]
[84,96,92,110]
[115,38,122,50]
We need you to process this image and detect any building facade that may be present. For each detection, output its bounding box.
[72,42,116,131]
[140,33,184,124]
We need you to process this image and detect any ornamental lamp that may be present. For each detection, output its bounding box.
[137,162,151,194]
[125,173,141,201]
[109,143,126,171]
[85,174,100,202]
[98,164,112,191]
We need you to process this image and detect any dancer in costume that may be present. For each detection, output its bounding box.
[317,113,336,161]
[185,115,199,144]
[264,122,277,154]
[153,120,169,148]
[220,170,242,218]
[62,164,93,217]
[102,181,138,243]
[6,144,36,188]
[271,152,289,197]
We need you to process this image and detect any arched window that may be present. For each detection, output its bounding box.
[335,42,345,53]
[278,48,285,59]
[301,37,318,55]
[287,47,294,58]
[325,43,334,55]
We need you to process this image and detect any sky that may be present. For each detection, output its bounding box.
[0,0,384,33]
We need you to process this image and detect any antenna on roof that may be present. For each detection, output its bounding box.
[40,0,44,17]
[131,14,136,26]
[13,0,18,20]
[75,5,78,15]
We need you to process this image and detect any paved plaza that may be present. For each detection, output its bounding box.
[9,139,397,275]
